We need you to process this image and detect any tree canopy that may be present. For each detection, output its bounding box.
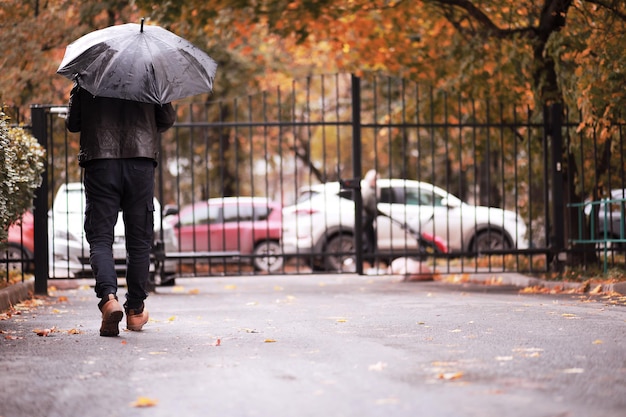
[1,0,624,125]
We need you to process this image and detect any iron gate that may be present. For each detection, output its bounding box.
[25,72,625,292]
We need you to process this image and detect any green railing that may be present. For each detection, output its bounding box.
[569,197,626,273]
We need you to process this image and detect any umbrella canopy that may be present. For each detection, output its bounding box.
[57,20,217,104]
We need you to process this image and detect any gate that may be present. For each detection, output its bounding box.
[25,73,625,292]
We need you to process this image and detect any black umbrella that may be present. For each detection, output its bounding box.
[57,19,217,104]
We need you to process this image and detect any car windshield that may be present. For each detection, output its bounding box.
[179,204,220,226]
[379,186,445,206]
[223,204,271,222]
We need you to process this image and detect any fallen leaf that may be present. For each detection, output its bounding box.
[589,284,603,294]
[264,339,277,343]
[438,371,463,380]
[168,316,176,322]
[131,397,158,407]
[172,286,185,293]
[242,328,258,333]
[368,361,387,371]
[67,328,82,335]
[562,368,584,374]
[495,356,514,361]
[224,284,237,290]
[214,338,221,346]
[34,326,56,337]
[35,328,51,337]
[188,288,200,295]
[57,296,68,302]
[592,339,603,345]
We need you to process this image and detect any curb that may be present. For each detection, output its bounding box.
[0,279,35,313]
[456,272,625,295]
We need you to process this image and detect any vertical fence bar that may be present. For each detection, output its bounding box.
[550,103,565,260]
[351,74,364,274]
[30,105,49,295]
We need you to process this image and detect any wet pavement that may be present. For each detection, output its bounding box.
[1,273,625,417]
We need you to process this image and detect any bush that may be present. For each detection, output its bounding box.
[0,110,46,243]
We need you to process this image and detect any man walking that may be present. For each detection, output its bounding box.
[66,83,176,336]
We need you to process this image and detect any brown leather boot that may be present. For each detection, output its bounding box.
[99,294,123,337]
[126,305,149,331]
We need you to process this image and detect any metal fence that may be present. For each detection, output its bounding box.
[9,73,625,292]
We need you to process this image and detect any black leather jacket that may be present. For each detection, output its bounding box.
[66,87,176,166]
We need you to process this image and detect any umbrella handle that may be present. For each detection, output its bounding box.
[140,18,144,33]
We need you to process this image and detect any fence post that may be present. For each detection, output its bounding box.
[351,74,364,274]
[30,106,49,296]
[549,103,565,264]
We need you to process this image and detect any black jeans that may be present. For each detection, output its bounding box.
[83,158,155,310]
[363,216,376,264]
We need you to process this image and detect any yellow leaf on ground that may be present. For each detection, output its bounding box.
[168,316,176,322]
[188,288,200,294]
[131,397,158,407]
[589,284,603,294]
[264,339,277,343]
[592,339,603,344]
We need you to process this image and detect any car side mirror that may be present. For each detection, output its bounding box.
[441,198,459,209]
[163,205,179,217]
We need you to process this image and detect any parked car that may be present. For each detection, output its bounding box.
[281,179,528,271]
[163,197,283,272]
[1,211,35,273]
[49,182,179,283]
[584,189,625,248]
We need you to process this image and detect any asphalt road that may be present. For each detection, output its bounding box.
[1,274,625,417]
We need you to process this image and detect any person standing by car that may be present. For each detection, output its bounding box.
[65,82,176,337]
[362,169,379,270]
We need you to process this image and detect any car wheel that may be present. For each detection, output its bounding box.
[0,244,31,273]
[323,234,355,271]
[471,230,510,253]
[252,240,284,272]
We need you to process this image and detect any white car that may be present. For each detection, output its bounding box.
[48,182,178,283]
[282,179,529,271]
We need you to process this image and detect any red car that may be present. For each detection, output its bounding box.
[165,197,283,272]
[2,211,35,273]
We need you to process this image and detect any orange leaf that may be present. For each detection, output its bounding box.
[438,371,463,380]
[131,397,158,407]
